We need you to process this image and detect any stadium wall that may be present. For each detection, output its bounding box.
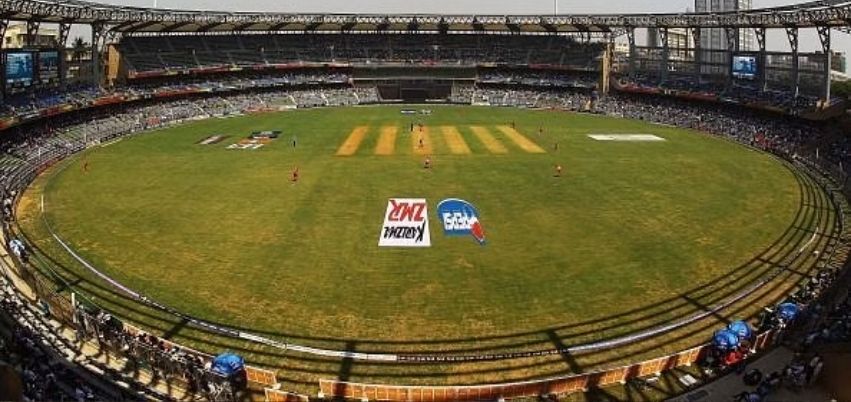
[310,334,775,401]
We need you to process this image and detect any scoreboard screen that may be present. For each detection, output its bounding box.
[732,55,757,80]
[38,50,60,84]
[5,52,35,88]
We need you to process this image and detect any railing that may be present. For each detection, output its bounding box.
[316,332,776,401]
[2,238,282,400]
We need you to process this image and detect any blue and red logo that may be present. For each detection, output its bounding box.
[436,199,485,245]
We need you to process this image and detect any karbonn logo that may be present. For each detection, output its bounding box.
[382,224,426,242]
[378,198,432,248]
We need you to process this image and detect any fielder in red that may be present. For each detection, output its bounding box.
[291,166,300,182]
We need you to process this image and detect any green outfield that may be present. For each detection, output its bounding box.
[17,105,800,342]
[16,105,831,397]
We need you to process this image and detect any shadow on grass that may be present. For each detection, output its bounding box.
[12,160,849,392]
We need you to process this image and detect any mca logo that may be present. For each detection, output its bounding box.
[436,199,486,245]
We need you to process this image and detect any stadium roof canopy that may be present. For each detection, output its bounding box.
[0,0,849,34]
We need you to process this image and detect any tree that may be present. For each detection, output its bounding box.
[71,36,89,62]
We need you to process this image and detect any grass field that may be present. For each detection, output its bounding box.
[15,105,825,394]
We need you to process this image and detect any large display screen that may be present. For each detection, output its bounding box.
[5,52,34,87]
[38,50,60,83]
[732,55,757,80]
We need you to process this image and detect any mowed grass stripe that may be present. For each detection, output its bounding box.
[412,126,433,155]
[374,126,398,155]
[470,126,508,154]
[335,126,369,156]
[496,125,546,153]
[441,126,471,155]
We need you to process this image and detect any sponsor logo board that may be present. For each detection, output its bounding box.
[436,199,486,245]
[378,198,431,247]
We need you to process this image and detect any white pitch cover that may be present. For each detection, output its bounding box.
[378,198,432,247]
[587,134,666,142]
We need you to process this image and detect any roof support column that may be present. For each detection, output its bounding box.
[691,27,702,82]
[91,21,106,88]
[755,27,767,92]
[627,26,636,76]
[724,26,738,89]
[660,27,670,83]
[58,22,71,47]
[59,22,71,88]
[25,20,39,47]
[0,19,8,45]
[0,19,6,103]
[786,26,799,98]
[817,26,831,104]
[601,37,613,95]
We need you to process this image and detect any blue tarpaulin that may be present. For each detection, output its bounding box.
[728,320,753,339]
[777,303,800,322]
[712,329,741,351]
[212,352,245,376]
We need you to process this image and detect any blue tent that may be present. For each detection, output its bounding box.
[211,352,245,376]
[712,329,741,351]
[728,320,753,340]
[777,303,800,322]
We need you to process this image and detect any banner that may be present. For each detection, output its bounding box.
[436,199,486,245]
[378,198,431,247]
